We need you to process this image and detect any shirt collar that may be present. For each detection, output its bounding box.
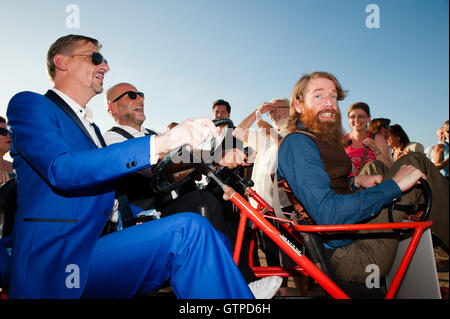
[114,123,148,137]
[50,88,94,124]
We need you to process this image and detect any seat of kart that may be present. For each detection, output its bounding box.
[385,227,441,299]
[296,224,387,299]
[296,219,440,298]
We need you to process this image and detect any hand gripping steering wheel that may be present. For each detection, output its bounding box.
[388,177,432,225]
[150,118,235,194]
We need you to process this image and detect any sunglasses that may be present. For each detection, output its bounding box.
[0,127,9,136]
[113,91,145,103]
[71,52,108,66]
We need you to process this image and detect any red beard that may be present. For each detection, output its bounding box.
[301,107,345,147]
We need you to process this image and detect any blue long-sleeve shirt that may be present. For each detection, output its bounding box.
[277,133,402,248]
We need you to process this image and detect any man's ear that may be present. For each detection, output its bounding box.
[293,99,303,114]
[107,102,116,116]
[53,54,69,72]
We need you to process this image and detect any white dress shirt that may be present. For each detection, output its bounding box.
[246,128,290,209]
[103,123,158,165]
[103,124,149,144]
[50,88,103,148]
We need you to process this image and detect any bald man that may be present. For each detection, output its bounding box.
[104,83,155,142]
[102,83,283,293]
[103,82,223,225]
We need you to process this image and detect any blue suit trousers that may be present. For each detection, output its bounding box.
[82,213,254,299]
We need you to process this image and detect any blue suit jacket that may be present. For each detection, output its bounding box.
[6,90,152,298]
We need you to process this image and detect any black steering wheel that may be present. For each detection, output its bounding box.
[150,118,235,194]
[388,177,432,224]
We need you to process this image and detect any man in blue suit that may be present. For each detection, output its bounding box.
[6,34,255,299]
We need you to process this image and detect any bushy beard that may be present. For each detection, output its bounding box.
[301,107,345,147]
[274,117,289,137]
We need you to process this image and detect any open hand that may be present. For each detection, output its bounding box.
[155,118,219,154]
[257,102,275,115]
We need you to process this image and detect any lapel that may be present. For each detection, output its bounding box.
[44,90,106,148]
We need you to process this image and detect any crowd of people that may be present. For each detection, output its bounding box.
[0,34,449,299]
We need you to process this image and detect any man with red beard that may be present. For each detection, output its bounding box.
[277,71,449,286]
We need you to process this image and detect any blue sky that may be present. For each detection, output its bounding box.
[0,0,448,149]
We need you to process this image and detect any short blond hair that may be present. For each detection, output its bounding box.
[47,34,101,82]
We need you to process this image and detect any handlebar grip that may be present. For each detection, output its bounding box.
[418,177,432,221]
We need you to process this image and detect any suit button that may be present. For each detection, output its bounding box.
[131,161,137,167]
[104,209,109,216]
[126,162,132,168]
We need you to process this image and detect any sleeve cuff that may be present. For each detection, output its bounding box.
[149,135,158,165]
[379,179,403,204]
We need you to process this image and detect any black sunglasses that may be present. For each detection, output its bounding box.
[0,127,9,136]
[113,91,145,103]
[71,52,108,66]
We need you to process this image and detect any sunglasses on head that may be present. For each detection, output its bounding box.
[0,127,9,136]
[71,52,108,66]
[113,91,145,103]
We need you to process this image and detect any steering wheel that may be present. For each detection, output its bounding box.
[388,177,432,224]
[150,118,235,194]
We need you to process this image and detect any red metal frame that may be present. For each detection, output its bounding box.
[227,186,433,299]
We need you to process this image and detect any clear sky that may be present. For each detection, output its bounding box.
[0,0,448,149]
